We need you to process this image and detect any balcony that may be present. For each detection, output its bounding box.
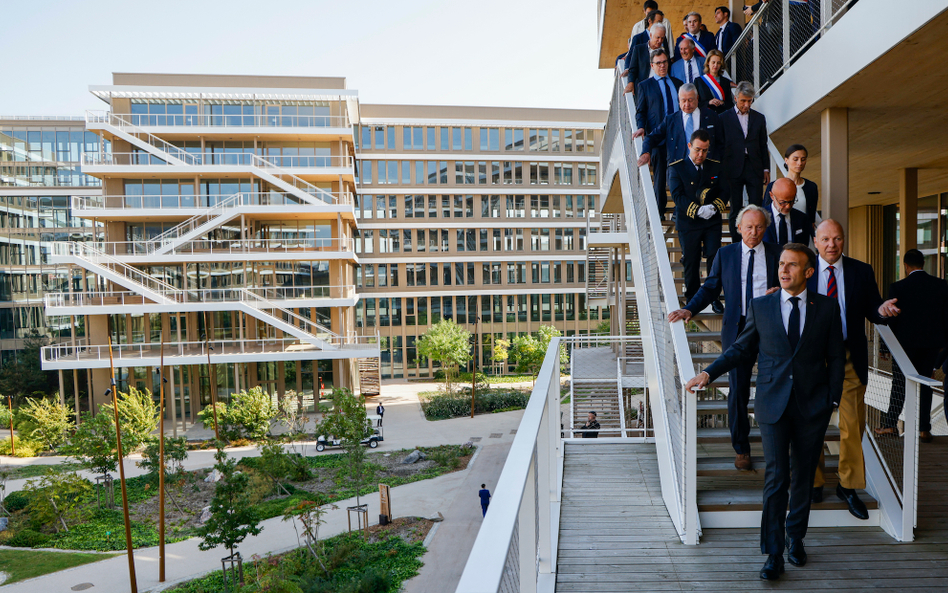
[89,110,351,134]
[71,190,354,218]
[49,238,357,263]
[41,334,381,370]
[81,152,354,180]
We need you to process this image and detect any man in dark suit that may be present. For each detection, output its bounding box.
[714,6,742,55]
[674,12,715,60]
[669,38,705,85]
[670,205,779,469]
[667,130,726,303]
[687,243,845,581]
[876,249,948,443]
[638,83,723,169]
[720,82,770,241]
[633,48,682,216]
[808,220,899,518]
[624,22,669,94]
[763,178,809,247]
[629,10,668,52]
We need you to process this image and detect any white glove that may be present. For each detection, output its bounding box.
[697,205,716,219]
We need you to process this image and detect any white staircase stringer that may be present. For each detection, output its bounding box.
[58,252,176,306]
[87,114,190,166]
[152,208,243,255]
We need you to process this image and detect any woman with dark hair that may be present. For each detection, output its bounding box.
[765,144,820,233]
[695,49,734,114]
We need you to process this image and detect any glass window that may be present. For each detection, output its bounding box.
[428,161,437,185]
[415,161,424,185]
[401,160,410,184]
[480,128,490,151]
[452,127,462,151]
[413,127,423,150]
[564,129,573,152]
[478,161,487,184]
[374,127,384,149]
[387,127,396,150]
[440,127,449,151]
[403,127,412,150]
[427,127,436,150]
[464,128,472,151]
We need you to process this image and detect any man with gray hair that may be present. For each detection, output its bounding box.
[670,37,705,85]
[638,82,723,170]
[721,82,770,242]
[669,204,781,469]
[624,21,669,94]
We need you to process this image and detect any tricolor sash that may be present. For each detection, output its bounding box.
[701,74,725,102]
[683,32,708,57]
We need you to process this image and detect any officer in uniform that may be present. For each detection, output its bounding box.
[668,129,725,303]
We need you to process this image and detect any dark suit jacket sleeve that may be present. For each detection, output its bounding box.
[628,46,641,84]
[685,248,725,314]
[757,113,769,170]
[710,117,725,162]
[668,164,686,213]
[635,86,649,131]
[827,299,846,406]
[643,114,668,155]
[704,296,762,382]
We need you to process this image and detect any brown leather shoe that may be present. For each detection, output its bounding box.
[735,453,753,471]
[920,431,934,443]
[874,426,898,437]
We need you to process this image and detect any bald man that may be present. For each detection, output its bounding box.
[763,178,810,247]
[807,220,899,519]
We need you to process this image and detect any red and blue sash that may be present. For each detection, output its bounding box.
[701,74,725,101]
[683,32,708,57]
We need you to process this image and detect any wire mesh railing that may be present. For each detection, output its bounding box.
[726,0,859,93]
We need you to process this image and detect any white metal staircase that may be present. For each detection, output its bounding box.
[585,246,612,303]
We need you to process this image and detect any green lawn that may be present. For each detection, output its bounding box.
[4,462,84,480]
[0,549,117,584]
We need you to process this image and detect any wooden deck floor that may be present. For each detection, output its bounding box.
[555,439,948,592]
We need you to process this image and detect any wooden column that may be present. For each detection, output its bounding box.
[821,107,849,238]
[899,168,919,257]
[848,205,885,283]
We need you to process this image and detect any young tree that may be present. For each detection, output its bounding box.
[65,412,118,478]
[20,397,73,451]
[417,320,472,393]
[510,326,566,379]
[23,470,91,533]
[99,387,159,451]
[198,449,263,563]
[318,388,371,507]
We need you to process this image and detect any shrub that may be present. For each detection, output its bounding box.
[198,387,277,441]
[99,387,159,451]
[420,389,529,420]
[0,406,12,428]
[5,490,29,512]
[9,528,51,548]
[137,435,189,476]
[64,412,118,477]
[19,397,73,451]
[23,470,91,533]
[0,436,40,457]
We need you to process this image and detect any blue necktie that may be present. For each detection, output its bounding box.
[684,112,694,140]
[687,60,694,84]
[745,249,755,314]
[660,78,674,115]
[788,297,801,351]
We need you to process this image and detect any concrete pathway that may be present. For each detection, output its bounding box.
[0,380,526,591]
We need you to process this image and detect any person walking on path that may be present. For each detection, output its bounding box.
[376,401,385,426]
[479,484,491,517]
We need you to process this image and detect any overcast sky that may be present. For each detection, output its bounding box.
[3,0,614,116]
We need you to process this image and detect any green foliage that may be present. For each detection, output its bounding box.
[5,490,29,512]
[23,470,92,533]
[318,388,371,507]
[0,549,116,585]
[0,406,12,429]
[197,449,263,557]
[492,338,510,363]
[416,320,472,393]
[0,332,56,400]
[0,436,41,457]
[420,389,530,420]
[258,440,312,494]
[64,412,118,477]
[594,320,611,335]
[137,435,189,476]
[20,397,73,451]
[99,386,159,451]
[199,387,277,441]
[9,529,50,548]
[509,325,566,378]
[44,508,173,551]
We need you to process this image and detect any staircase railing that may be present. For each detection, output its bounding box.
[725,0,860,93]
[604,70,699,544]
[44,285,356,309]
[456,337,563,593]
[87,111,199,166]
[52,242,179,302]
[72,191,353,212]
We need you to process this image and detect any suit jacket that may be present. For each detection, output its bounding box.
[635,76,684,134]
[806,256,886,384]
[887,270,948,351]
[670,56,706,85]
[765,178,819,232]
[720,107,769,181]
[763,207,810,247]
[674,31,716,60]
[715,21,742,55]
[626,43,655,93]
[685,241,781,347]
[668,158,726,231]
[704,291,846,424]
[642,108,723,162]
[695,74,734,114]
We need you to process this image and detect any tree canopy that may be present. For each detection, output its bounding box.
[417,320,473,392]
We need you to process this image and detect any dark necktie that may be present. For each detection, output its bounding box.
[745,249,755,314]
[687,60,694,83]
[661,79,674,115]
[826,265,838,299]
[788,296,801,351]
[778,213,788,245]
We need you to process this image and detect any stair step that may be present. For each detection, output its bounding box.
[690,352,722,363]
[687,331,722,342]
[697,425,840,444]
[696,399,755,414]
[696,455,838,476]
[697,486,877,512]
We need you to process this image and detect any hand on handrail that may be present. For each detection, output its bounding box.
[685,372,710,393]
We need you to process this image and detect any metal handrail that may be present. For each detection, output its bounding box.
[150,192,243,245]
[78,237,355,257]
[72,191,353,212]
[112,112,350,129]
[82,152,354,169]
[44,285,357,309]
[53,242,178,299]
[87,110,199,166]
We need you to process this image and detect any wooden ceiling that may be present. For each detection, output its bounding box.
[770,9,948,208]
[598,0,728,69]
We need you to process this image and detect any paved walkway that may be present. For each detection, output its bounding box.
[0,380,527,592]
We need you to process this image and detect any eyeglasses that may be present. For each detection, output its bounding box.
[651,60,669,66]
[775,199,796,207]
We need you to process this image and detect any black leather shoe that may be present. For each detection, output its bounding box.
[711,300,724,314]
[811,486,823,503]
[836,484,869,520]
[786,538,807,567]
[759,554,785,580]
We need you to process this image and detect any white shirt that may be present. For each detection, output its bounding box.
[682,108,700,134]
[631,19,648,39]
[716,20,730,51]
[741,241,768,316]
[770,204,793,243]
[780,288,808,340]
[792,180,823,224]
[735,106,749,138]
[818,256,847,340]
[682,58,699,84]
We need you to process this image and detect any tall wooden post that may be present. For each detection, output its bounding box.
[158,342,166,582]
